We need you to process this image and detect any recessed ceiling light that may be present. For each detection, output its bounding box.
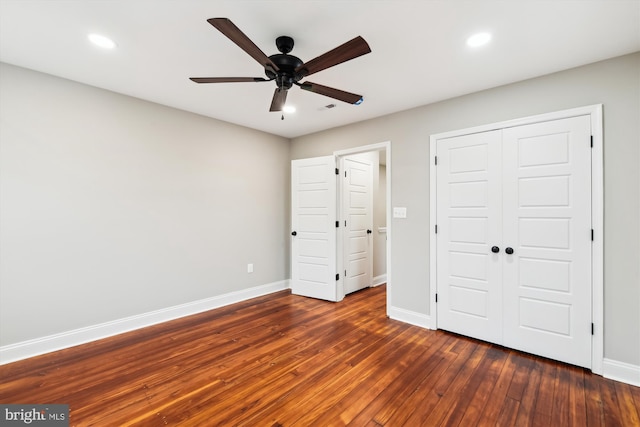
[88,33,117,49]
[283,105,296,114]
[466,32,492,48]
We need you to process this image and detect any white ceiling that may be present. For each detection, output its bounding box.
[1,1,639,138]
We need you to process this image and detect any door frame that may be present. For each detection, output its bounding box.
[429,105,603,374]
[335,141,392,311]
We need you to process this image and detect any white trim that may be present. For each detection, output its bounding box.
[429,136,438,330]
[603,358,640,387]
[590,104,604,375]
[429,104,604,373]
[386,145,392,319]
[388,306,432,329]
[430,105,603,140]
[333,141,390,158]
[373,274,387,286]
[334,141,392,313]
[0,280,290,365]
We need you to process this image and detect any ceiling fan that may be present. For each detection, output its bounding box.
[190,18,371,113]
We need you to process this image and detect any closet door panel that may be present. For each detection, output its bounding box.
[436,130,503,343]
[502,116,592,368]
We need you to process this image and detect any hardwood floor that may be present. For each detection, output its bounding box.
[1,285,638,426]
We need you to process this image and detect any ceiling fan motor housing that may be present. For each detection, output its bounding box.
[266,36,304,90]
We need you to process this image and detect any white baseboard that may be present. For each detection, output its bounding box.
[373,274,387,286]
[388,305,433,329]
[602,358,640,387]
[0,280,290,365]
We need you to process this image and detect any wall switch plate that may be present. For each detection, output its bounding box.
[247,263,254,273]
[393,207,407,218]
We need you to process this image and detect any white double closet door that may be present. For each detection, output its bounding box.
[436,115,592,368]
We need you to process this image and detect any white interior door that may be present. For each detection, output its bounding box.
[436,130,503,343]
[436,115,592,368]
[341,155,373,294]
[501,116,592,367]
[291,156,338,301]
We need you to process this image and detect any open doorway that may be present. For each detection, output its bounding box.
[335,142,390,310]
[290,141,391,311]
[339,150,387,295]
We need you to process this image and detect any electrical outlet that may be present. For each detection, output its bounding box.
[247,263,254,273]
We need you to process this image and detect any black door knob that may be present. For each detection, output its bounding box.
[491,246,500,253]
[291,231,297,236]
[505,247,514,255]
[367,229,372,234]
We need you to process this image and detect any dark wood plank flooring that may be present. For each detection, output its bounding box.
[1,285,638,426]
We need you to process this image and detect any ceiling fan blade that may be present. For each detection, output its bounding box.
[190,77,269,83]
[207,18,279,72]
[295,36,371,77]
[269,88,288,112]
[299,81,363,104]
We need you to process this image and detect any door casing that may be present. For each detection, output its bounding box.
[429,105,604,374]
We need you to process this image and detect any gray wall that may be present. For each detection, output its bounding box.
[0,63,291,345]
[291,52,640,366]
[2,52,638,368]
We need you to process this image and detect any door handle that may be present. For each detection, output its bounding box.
[491,246,500,253]
[291,231,297,236]
[367,229,372,234]
[505,247,514,255]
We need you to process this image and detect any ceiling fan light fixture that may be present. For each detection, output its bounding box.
[283,105,296,114]
[466,32,492,48]
[88,33,117,49]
